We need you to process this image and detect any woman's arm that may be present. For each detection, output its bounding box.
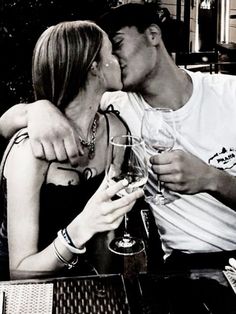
[6,138,143,280]
[0,103,27,138]
[5,138,59,278]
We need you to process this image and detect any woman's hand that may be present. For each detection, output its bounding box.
[67,178,144,248]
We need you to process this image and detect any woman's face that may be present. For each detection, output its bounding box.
[99,33,123,91]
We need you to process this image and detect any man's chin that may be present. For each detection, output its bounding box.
[107,84,123,92]
[121,77,139,92]
[121,84,139,92]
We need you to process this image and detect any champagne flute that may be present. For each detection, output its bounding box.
[141,108,176,205]
[106,135,148,255]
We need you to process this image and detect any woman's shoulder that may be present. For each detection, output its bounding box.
[99,110,128,139]
[3,128,49,179]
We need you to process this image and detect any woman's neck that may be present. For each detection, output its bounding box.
[65,88,103,140]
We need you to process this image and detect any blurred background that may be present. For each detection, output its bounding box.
[1,0,236,115]
[0,0,110,115]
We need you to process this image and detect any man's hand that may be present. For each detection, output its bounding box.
[27,100,83,167]
[150,149,215,194]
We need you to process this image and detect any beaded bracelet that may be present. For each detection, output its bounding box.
[53,240,79,269]
[57,228,86,254]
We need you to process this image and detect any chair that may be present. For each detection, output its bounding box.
[176,51,219,73]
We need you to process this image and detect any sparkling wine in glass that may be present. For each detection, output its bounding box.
[106,135,148,255]
[141,108,176,205]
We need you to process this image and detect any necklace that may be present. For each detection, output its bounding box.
[78,115,98,160]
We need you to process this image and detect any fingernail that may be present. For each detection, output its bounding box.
[138,189,144,197]
[121,178,129,186]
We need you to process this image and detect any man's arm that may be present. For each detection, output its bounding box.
[0,100,83,166]
[150,149,236,209]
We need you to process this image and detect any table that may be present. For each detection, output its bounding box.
[0,269,236,314]
[134,269,236,314]
[1,204,236,313]
[0,274,130,314]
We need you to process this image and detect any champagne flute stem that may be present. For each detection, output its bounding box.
[123,214,129,237]
[157,179,162,194]
[157,178,165,205]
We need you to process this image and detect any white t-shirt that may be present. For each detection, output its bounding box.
[100,70,236,257]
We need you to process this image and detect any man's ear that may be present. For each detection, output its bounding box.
[89,61,99,77]
[145,24,161,45]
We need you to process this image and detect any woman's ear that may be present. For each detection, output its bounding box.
[89,61,99,77]
[145,24,161,45]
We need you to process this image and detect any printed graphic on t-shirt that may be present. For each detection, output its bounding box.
[208,147,236,170]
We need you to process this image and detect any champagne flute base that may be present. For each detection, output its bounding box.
[108,236,145,256]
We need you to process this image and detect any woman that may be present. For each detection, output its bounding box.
[0,20,143,280]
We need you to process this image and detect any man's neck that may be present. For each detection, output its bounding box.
[140,64,193,111]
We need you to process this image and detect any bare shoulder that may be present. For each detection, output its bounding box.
[102,111,128,139]
[4,133,49,183]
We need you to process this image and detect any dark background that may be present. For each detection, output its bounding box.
[0,0,168,117]
[0,0,111,116]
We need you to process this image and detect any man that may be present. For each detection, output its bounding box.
[1,3,236,269]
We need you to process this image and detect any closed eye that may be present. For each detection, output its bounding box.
[112,40,122,52]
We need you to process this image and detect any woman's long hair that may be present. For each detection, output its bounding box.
[32,20,103,112]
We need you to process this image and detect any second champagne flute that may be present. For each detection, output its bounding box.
[106,135,148,255]
[141,108,176,205]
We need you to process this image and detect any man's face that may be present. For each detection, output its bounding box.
[111,26,156,92]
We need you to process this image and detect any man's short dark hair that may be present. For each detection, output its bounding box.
[98,3,162,37]
[97,3,177,53]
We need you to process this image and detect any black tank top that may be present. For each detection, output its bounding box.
[0,108,130,278]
